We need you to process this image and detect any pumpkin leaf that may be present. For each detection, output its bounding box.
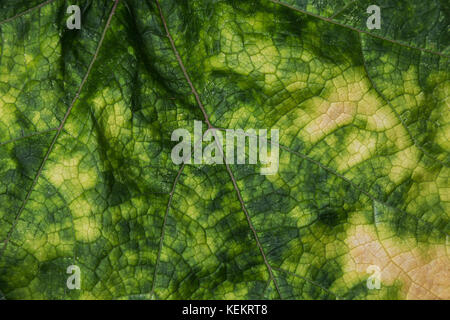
[0,0,448,299]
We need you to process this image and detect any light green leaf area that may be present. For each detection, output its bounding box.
[0,0,448,300]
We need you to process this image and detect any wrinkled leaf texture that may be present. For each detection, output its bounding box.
[0,0,448,299]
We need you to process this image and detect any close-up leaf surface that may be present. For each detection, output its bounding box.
[0,0,448,300]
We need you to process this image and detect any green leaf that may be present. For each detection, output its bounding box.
[0,0,448,300]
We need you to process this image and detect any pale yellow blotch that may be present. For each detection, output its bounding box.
[74,216,100,242]
[300,49,314,63]
[369,106,398,131]
[285,80,308,94]
[103,102,130,139]
[8,86,20,100]
[22,229,72,261]
[303,99,357,144]
[440,187,450,202]
[248,41,279,74]
[92,95,106,109]
[219,20,234,44]
[183,174,220,202]
[283,70,309,93]
[22,234,47,260]
[388,146,420,184]
[336,132,376,172]
[185,203,201,222]
[384,124,411,151]
[24,53,33,65]
[245,12,266,30]
[46,162,65,187]
[230,34,244,53]
[290,206,316,229]
[357,91,399,132]
[402,65,422,96]
[2,92,17,104]
[124,251,139,266]
[40,34,60,58]
[46,153,97,191]
[69,197,94,219]
[207,53,227,72]
[437,168,450,207]
[213,10,281,76]
[31,112,40,126]
[80,292,98,300]
[0,101,18,125]
[345,223,450,299]
[294,67,390,146]
[79,171,96,190]
[435,116,450,152]
[0,71,10,83]
[223,282,251,299]
[383,62,395,75]
[264,73,279,87]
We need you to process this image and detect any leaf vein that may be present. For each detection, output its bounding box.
[269,0,450,59]
[0,0,59,26]
[150,163,186,299]
[155,0,282,299]
[357,32,448,167]
[0,128,58,147]
[0,0,121,260]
